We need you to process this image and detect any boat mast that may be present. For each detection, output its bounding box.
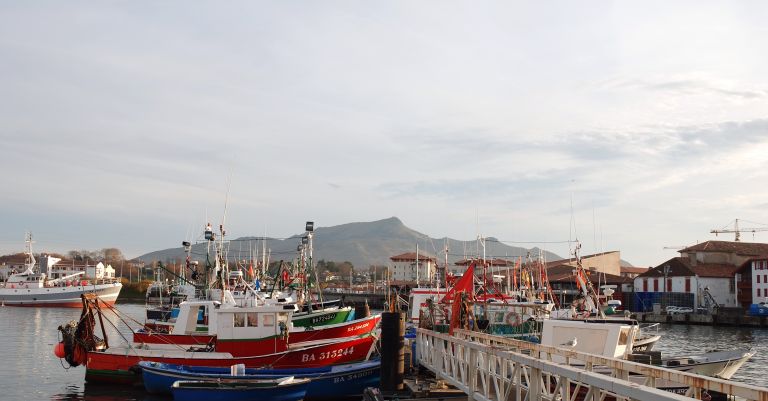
[25,231,36,274]
[262,227,267,277]
[443,238,449,291]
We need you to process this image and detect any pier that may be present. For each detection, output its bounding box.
[635,311,768,327]
[415,328,768,401]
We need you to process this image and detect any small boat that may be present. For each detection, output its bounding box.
[630,348,755,379]
[171,376,310,401]
[630,323,661,352]
[627,348,755,395]
[140,359,380,398]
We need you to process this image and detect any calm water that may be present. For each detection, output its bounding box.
[0,303,157,401]
[1,303,767,400]
[652,323,768,388]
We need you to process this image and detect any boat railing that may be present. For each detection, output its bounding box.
[419,328,768,401]
[46,276,122,287]
[639,322,661,333]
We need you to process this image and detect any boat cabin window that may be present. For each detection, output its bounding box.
[263,313,275,327]
[247,312,258,327]
[234,313,245,327]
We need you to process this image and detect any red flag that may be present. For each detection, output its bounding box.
[441,263,475,303]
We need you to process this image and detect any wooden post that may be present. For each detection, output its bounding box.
[380,311,405,391]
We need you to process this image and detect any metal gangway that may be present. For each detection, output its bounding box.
[416,328,768,401]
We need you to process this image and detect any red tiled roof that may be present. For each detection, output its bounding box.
[0,254,28,264]
[640,257,738,278]
[621,266,649,274]
[680,241,768,257]
[691,264,741,278]
[640,258,694,277]
[389,252,436,262]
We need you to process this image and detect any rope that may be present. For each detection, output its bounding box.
[97,299,198,352]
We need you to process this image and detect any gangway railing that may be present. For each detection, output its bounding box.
[416,328,768,401]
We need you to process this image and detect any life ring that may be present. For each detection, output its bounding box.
[505,311,523,327]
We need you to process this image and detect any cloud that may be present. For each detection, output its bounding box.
[601,77,768,100]
[377,118,768,213]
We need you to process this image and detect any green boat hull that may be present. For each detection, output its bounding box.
[292,307,353,328]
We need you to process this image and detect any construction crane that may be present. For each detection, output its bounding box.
[710,218,768,242]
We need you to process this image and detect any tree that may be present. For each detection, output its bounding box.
[102,248,125,262]
[337,261,354,277]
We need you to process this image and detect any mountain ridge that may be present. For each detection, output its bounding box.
[135,217,568,268]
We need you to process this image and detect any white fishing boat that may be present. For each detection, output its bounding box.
[539,318,754,392]
[0,233,122,307]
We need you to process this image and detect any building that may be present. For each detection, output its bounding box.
[546,263,631,307]
[620,266,648,279]
[633,241,768,311]
[736,258,768,307]
[0,254,117,280]
[544,251,622,276]
[389,252,437,285]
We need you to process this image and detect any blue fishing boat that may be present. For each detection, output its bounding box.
[140,359,380,399]
[171,377,310,401]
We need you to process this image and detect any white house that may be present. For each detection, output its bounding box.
[389,252,436,286]
[85,262,116,279]
[634,257,738,309]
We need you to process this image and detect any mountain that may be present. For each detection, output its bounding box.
[135,217,564,268]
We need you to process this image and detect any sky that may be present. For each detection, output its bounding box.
[1,1,767,267]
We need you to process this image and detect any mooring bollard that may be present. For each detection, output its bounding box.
[380,311,405,391]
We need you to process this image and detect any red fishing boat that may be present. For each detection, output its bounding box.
[54,294,378,384]
[131,299,381,356]
[83,334,376,384]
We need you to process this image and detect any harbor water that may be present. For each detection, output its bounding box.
[0,303,767,400]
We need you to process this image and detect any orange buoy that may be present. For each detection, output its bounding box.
[54,342,65,358]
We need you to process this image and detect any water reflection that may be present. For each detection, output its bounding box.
[1,303,767,400]
[48,382,170,401]
[0,303,151,401]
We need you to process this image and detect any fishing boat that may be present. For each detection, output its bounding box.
[143,224,354,332]
[140,359,380,397]
[0,233,122,307]
[54,293,378,384]
[538,318,753,392]
[410,259,555,338]
[132,297,380,355]
[170,376,310,401]
[83,334,376,384]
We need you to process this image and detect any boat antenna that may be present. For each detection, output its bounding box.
[218,172,233,294]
